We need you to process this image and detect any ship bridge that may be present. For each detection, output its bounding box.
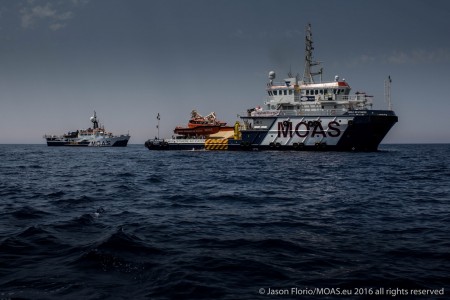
[263,73,371,116]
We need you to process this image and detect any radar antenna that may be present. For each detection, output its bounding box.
[90,111,99,129]
[302,23,323,84]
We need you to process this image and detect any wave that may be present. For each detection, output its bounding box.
[71,227,166,272]
[0,226,70,262]
[55,213,103,229]
[11,206,52,219]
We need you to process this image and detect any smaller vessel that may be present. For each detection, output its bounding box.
[145,110,234,150]
[44,111,130,147]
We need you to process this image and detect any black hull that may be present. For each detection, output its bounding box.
[335,113,398,151]
[46,141,90,147]
[144,140,205,151]
[111,140,129,147]
[46,140,129,147]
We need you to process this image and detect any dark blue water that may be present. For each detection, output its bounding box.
[0,144,449,299]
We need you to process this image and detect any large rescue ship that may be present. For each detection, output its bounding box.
[145,24,397,151]
[44,111,130,147]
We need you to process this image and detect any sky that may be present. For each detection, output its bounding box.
[1,0,450,144]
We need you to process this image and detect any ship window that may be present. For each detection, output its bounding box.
[273,90,277,95]
[324,89,328,94]
[289,90,293,95]
[315,90,318,95]
[284,90,287,95]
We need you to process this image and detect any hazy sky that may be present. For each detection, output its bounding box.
[1,0,450,144]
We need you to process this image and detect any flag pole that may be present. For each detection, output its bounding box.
[384,76,392,111]
[157,113,160,139]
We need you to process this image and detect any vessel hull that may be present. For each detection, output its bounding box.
[145,139,206,151]
[145,111,397,151]
[46,136,130,147]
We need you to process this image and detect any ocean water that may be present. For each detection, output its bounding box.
[0,144,449,299]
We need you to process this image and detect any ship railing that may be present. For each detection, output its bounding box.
[337,94,373,102]
[267,80,297,88]
[292,109,348,116]
[239,109,345,118]
[164,138,206,143]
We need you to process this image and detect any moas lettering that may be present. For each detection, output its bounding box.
[277,121,341,138]
[90,140,112,147]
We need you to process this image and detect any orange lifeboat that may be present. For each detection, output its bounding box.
[174,110,232,137]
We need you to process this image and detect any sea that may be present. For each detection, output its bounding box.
[0,144,449,299]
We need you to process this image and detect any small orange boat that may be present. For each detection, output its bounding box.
[174,110,232,137]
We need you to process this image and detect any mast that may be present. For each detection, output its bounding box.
[91,111,99,129]
[302,23,322,84]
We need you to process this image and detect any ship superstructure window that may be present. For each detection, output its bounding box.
[273,90,277,95]
[284,90,287,95]
[289,90,293,95]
